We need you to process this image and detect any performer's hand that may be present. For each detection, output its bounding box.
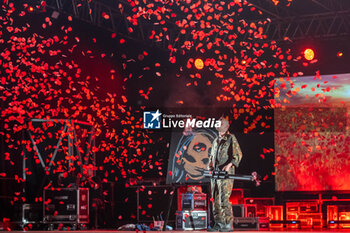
[222,163,233,172]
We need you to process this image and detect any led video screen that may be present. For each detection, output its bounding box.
[275,73,350,191]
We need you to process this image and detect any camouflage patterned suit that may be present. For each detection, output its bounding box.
[209,132,243,227]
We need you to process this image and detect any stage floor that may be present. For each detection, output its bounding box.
[8,230,350,233]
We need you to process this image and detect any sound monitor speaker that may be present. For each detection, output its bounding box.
[232,204,245,218]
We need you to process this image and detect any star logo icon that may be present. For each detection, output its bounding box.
[143,110,162,129]
[150,109,161,122]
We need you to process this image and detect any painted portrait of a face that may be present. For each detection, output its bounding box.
[169,128,217,183]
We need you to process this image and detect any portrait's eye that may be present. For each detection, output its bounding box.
[193,143,207,152]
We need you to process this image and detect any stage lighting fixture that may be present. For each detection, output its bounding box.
[337,52,343,57]
[304,48,315,61]
[241,60,247,65]
[28,6,34,12]
[194,58,204,70]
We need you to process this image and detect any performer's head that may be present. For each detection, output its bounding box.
[216,116,230,136]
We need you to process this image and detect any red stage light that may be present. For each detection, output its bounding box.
[304,48,315,61]
[241,60,247,65]
[28,6,34,12]
[194,58,204,70]
[337,52,343,57]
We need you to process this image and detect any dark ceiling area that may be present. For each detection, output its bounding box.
[39,0,350,77]
[42,0,350,44]
[249,0,350,41]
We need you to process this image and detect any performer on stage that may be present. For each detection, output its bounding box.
[207,117,243,232]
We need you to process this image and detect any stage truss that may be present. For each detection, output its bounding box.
[22,119,96,198]
[38,0,350,51]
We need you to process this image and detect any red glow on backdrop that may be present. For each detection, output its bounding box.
[304,48,315,61]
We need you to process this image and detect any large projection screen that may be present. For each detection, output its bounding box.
[274,73,350,191]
